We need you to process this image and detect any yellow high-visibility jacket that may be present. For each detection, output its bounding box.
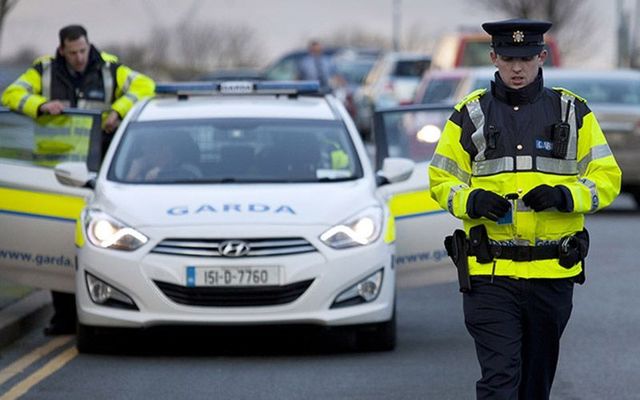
[1,45,155,119]
[429,74,621,279]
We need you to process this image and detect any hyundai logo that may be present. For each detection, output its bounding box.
[219,240,251,257]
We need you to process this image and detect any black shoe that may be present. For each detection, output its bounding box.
[43,322,76,336]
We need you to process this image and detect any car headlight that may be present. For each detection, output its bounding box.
[84,209,148,251]
[320,206,383,249]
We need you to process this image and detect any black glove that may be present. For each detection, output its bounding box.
[522,184,568,212]
[467,189,511,221]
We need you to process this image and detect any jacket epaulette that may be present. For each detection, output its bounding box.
[552,87,587,104]
[454,88,487,111]
[100,52,119,63]
[32,55,54,67]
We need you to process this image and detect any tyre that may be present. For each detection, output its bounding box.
[355,310,397,352]
[76,323,100,354]
[632,190,640,209]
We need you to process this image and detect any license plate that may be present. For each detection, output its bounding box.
[186,266,281,287]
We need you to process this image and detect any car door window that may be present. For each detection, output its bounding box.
[0,108,101,293]
[0,108,103,171]
[373,104,452,169]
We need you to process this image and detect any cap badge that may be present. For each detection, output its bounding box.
[512,30,525,43]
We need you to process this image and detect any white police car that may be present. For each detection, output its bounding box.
[0,81,459,353]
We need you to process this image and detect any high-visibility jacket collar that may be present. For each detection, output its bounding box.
[491,69,544,106]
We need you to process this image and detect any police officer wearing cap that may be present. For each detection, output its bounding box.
[429,19,621,400]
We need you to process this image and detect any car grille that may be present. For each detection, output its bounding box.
[151,237,316,257]
[153,279,314,307]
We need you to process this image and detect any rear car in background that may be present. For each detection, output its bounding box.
[414,66,494,105]
[262,47,381,83]
[353,52,431,138]
[543,69,640,207]
[0,81,459,353]
[332,49,381,120]
[430,31,561,70]
[262,46,381,124]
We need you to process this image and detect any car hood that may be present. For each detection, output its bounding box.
[93,180,378,228]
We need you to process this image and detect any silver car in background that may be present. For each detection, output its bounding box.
[353,52,431,138]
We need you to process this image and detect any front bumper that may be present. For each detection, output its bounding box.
[77,224,395,328]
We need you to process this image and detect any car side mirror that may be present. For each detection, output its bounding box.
[376,157,415,186]
[54,162,96,189]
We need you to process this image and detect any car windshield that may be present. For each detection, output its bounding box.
[336,59,377,85]
[460,42,492,67]
[545,76,640,105]
[393,59,431,78]
[108,118,362,184]
[421,77,464,104]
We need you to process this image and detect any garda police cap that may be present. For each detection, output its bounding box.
[482,18,552,57]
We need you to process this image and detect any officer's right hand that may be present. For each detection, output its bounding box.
[38,101,65,115]
[467,189,511,221]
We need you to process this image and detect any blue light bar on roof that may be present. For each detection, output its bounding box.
[155,81,320,96]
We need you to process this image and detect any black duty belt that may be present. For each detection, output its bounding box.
[491,245,559,262]
[470,244,559,262]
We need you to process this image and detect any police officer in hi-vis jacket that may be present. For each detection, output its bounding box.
[2,24,155,336]
[429,19,621,400]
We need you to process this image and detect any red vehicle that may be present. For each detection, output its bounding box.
[431,32,561,70]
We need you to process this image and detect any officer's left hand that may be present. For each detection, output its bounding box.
[522,184,568,211]
[104,111,121,134]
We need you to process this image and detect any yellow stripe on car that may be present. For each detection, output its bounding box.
[0,187,85,222]
[384,214,396,243]
[388,190,444,219]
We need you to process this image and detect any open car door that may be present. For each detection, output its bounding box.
[0,108,102,292]
[373,104,461,269]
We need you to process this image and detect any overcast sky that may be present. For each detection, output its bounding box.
[0,0,629,69]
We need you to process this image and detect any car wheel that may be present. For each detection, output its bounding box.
[76,323,100,354]
[632,190,640,209]
[355,309,397,352]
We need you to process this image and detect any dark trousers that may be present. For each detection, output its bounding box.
[463,276,574,400]
[50,291,77,326]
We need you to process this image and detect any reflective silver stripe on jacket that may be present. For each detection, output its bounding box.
[431,153,471,184]
[41,59,51,99]
[472,156,578,176]
[560,93,578,160]
[121,70,138,93]
[579,177,599,212]
[16,80,33,92]
[536,157,578,175]
[467,100,487,161]
[448,184,466,214]
[472,157,513,176]
[516,156,532,170]
[577,144,613,175]
[123,92,138,104]
[102,63,113,106]
[17,94,29,113]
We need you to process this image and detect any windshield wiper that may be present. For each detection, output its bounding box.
[317,176,356,182]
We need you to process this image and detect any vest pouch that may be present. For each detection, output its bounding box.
[558,229,589,269]
[469,225,494,264]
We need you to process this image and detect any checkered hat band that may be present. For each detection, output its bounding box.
[492,34,544,47]
[491,36,544,47]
